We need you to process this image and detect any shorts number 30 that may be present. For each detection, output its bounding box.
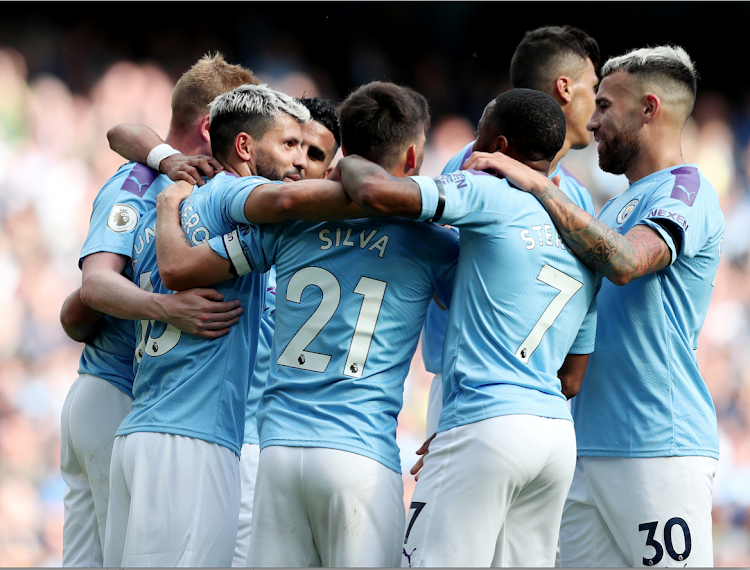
[639,518,692,566]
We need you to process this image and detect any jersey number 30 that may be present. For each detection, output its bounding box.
[277,267,386,379]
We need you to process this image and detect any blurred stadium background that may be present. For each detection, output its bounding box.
[0,3,749,566]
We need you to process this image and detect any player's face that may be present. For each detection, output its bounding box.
[300,120,337,180]
[587,71,643,175]
[567,58,599,150]
[255,113,307,182]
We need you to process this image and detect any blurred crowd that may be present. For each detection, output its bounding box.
[0,40,749,567]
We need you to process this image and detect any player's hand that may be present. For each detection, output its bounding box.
[159,180,195,207]
[410,432,437,481]
[160,288,243,339]
[161,153,224,186]
[461,151,552,195]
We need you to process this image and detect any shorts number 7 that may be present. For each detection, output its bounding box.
[404,501,426,544]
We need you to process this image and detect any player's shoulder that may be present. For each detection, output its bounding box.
[642,164,720,210]
[98,162,160,197]
[556,164,595,213]
[441,140,476,175]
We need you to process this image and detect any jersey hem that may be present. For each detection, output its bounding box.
[115,425,240,457]
[576,448,719,460]
[259,437,401,474]
[441,406,572,432]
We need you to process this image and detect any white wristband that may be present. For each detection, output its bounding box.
[146,143,180,172]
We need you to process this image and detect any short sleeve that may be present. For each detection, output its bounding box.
[410,171,511,231]
[80,163,170,266]
[568,290,597,355]
[635,167,711,260]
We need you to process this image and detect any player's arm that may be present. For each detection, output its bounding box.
[462,152,673,286]
[107,123,223,186]
[155,175,374,289]
[60,287,105,342]
[155,182,235,291]
[242,177,372,224]
[80,251,242,338]
[557,353,590,400]
[337,155,423,218]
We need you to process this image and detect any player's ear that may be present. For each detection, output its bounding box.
[405,143,418,171]
[235,133,254,161]
[199,114,211,142]
[643,93,660,125]
[554,76,572,104]
[495,135,509,155]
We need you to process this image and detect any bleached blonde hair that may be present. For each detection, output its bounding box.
[602,45,698,121]
[207,83,310,161]
[208,83,310,125]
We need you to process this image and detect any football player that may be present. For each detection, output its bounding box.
[465,45,723,568]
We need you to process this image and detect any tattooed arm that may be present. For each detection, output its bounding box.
[463,152,672,286]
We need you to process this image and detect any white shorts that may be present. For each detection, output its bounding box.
[247,446,405,567]
[560,455,718,567]
[103,432,241,567]
[232,443,260,567]
[60,373,132,567]
[424,373,443,438]
[402,414,576,567]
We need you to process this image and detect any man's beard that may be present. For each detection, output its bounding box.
[598,125,640,175]
[256,149,300,181]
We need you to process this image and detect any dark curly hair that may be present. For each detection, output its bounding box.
[298,96,341,155]
[485,89,567,161]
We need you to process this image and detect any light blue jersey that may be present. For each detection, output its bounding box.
[117,172,268,457]
[572,164,723,459]
[78,162,173,398]
[413,169,598,432]
[244,266,276,446]
[209,218,459,473]
[421,142,597,375]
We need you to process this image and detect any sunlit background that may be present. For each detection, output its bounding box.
[0,3,749,566]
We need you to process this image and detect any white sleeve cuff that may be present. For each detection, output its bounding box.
[223,229,252,276]
[410,176,440,222]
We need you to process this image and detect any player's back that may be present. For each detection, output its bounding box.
[78,162,174,397]
[117,172,267,456]
[421,145,597,384]
[411,170,598,432]
[223,217,458,473]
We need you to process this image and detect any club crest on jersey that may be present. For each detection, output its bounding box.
[616,199,639,224]
[107,203,139,233]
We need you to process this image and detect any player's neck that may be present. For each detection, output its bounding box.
[625,135,686,184]
[549,138,573,174]
[165,127,211,157]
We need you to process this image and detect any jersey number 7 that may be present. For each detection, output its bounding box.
[515,264,583,364]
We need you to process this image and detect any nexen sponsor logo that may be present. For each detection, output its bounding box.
[649,209,689,231]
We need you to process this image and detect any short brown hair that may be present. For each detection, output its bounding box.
[511,26,600,94]
[170,52,259,132]
[338,81,430,170]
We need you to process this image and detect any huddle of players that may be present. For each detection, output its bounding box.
[58,24,723,570]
